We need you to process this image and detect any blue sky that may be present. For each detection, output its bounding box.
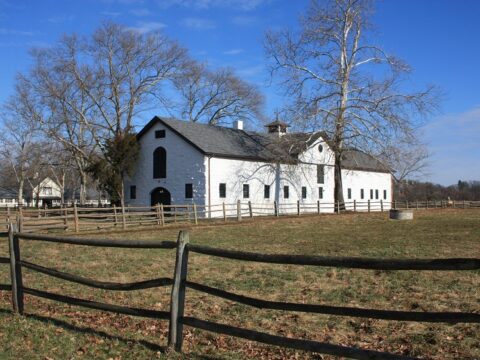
[0,0,479,185]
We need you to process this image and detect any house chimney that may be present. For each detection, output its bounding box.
[233,120,244,130]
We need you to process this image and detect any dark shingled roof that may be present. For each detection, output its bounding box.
[341,149,390,173]
[137,117,389,173]
[0,187,18,199]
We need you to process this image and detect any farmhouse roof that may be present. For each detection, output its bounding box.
[137,117,389,172]
[0,187,18,199]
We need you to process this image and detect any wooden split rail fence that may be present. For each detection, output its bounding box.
[0,199,479,234]
[0,226,479,359]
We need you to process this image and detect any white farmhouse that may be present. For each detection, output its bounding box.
[30,177,63,208]
[125,117,392,215]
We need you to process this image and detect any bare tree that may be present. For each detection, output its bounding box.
[15,22,189,207]
[175,63,265,125]
[380,141,430,183]
[14,64,97,205]
[0,88,47,207]
[265,0,439,206]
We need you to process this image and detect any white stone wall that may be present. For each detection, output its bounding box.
[206,137,336,216]
[341,169,392,211]
[125,122,207,207]
[125,121,392,216]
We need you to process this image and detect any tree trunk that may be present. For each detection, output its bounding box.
[17,178,24,208]
[334,152,345,210]
[79,171,87,206]
[60,172,65,205]
[119,178,125,209]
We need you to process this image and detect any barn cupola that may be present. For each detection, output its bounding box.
[265,119,289,137]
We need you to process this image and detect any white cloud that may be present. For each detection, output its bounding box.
[101,11,122,17]
[157,0,269,11]
[130,8,152,16]
[126,21,167,34]
[180,17,215,30]
[47,15,75,24]
[422,106,480,184]
[223,48,244,55]
[237,64,264,78]
[232,15,256,26]
[0,28,34,36]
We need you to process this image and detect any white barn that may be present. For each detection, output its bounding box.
[125,117,392,215]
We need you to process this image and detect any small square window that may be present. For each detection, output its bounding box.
[185,183,193,199]
[155,130,166,138]
[347,188,352,199]
[243,184,249,199]
[319,187,323,199]
[383,190,387,200]
[375,189,379,200]
[219,183,226,198]
[302,186,307,199]
[370,189,374,199]
[264,185,270,199]
[130,185,136,200]
[360,189,364,199]
[284,186,289,199]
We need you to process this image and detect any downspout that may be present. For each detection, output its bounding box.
[208,156,212,218]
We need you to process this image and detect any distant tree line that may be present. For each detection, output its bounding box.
[395,180,480,201]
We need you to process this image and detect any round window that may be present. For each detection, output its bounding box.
[318,144,323,153]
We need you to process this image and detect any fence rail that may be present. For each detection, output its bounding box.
[1,199,479,234]
[0,227,479,359]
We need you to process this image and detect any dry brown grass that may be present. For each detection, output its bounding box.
[0,209,479,359]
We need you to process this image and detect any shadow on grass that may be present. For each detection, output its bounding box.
[0,307,224,359]
[0,307,167,353]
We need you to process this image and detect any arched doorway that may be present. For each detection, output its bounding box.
[150,187,171,207]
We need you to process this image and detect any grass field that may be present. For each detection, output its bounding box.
[0,209,479,359]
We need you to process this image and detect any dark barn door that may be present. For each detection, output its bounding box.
[150,187,171,207]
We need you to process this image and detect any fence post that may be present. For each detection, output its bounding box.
[155,204,160,225]
[8,224,24,314]
[237,200,242,221]
[452,200,456,208]
[121,203,127,230]
[73,203,79,233]
[394,200,397,210]
[463,200,466,209]
[248,201,253,218]
[168,230,190,352]
[63,207,68,230]
[317,200,320,214]
[380,200,383,212]
[160,204,165,226]
[353,200,356,212]
[336,201,340,214]
[274,201,278,217]
[15,213,22,234]
[368,200,371,213]
[416,200,419,210]
[222,202,226,222]
[113,205,118,225]
[193,203,198,225]
[297,200,300,216]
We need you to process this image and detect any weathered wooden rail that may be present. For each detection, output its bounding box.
[0,227,479,359]
[1,199,479,234]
